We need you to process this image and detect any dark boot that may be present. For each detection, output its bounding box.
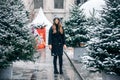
[59,67,63,74]
[54,65,59,74]
[53,56,59,74]
[54,70,59,74]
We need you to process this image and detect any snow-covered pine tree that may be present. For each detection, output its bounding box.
[88,0,120,75]
[86,8,102,42]
[64,4,89,47]
[0,0,36,68]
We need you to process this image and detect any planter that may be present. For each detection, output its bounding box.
[0,65,13,79]
[102,72,120,80]
[73,47,87,62]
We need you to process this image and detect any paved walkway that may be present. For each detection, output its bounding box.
[13,47,81,80]
[65,48,102,80]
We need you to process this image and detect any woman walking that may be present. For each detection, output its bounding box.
[48,17,66,74]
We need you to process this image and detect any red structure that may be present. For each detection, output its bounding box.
[36,27,46,49]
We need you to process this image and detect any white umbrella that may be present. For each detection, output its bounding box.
[80,0,106,18]
[32,7,52,30]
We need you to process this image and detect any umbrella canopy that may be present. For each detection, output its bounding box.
[31,7,52,30]
[80,0,106,18]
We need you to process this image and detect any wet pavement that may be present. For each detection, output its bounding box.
[13,47,81,80]
[65,48,102,80]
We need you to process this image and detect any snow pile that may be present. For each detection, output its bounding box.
[80,0,106,18]
[13,61,35,69]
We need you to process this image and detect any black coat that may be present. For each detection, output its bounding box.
[48,26,65,56]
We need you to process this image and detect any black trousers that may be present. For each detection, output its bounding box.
[53,55,63,72]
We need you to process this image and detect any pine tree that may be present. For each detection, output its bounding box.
[88,0,120,75]
[87,8,101,39]
[0,0,36,68]
[64,4,89,47]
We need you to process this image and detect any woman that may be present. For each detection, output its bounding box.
[48,17,66,74]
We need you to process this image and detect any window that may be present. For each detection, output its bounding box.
[34,0,43,9]
[54,0,64,9]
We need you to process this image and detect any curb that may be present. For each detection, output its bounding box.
[64,51,84,80]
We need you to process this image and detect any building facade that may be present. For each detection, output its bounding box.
[22,0,87,22]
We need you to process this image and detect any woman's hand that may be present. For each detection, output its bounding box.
[63,45,67,49]
[49,45,52,50]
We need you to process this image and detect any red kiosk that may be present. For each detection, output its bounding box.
[36,27,46,49]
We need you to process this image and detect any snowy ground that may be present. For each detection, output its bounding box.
[13,47,81,80]
[13,47,102,80]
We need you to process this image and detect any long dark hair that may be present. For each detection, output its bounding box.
[52,18,63,34]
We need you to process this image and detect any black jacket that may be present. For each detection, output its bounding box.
[48,26,65,56]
